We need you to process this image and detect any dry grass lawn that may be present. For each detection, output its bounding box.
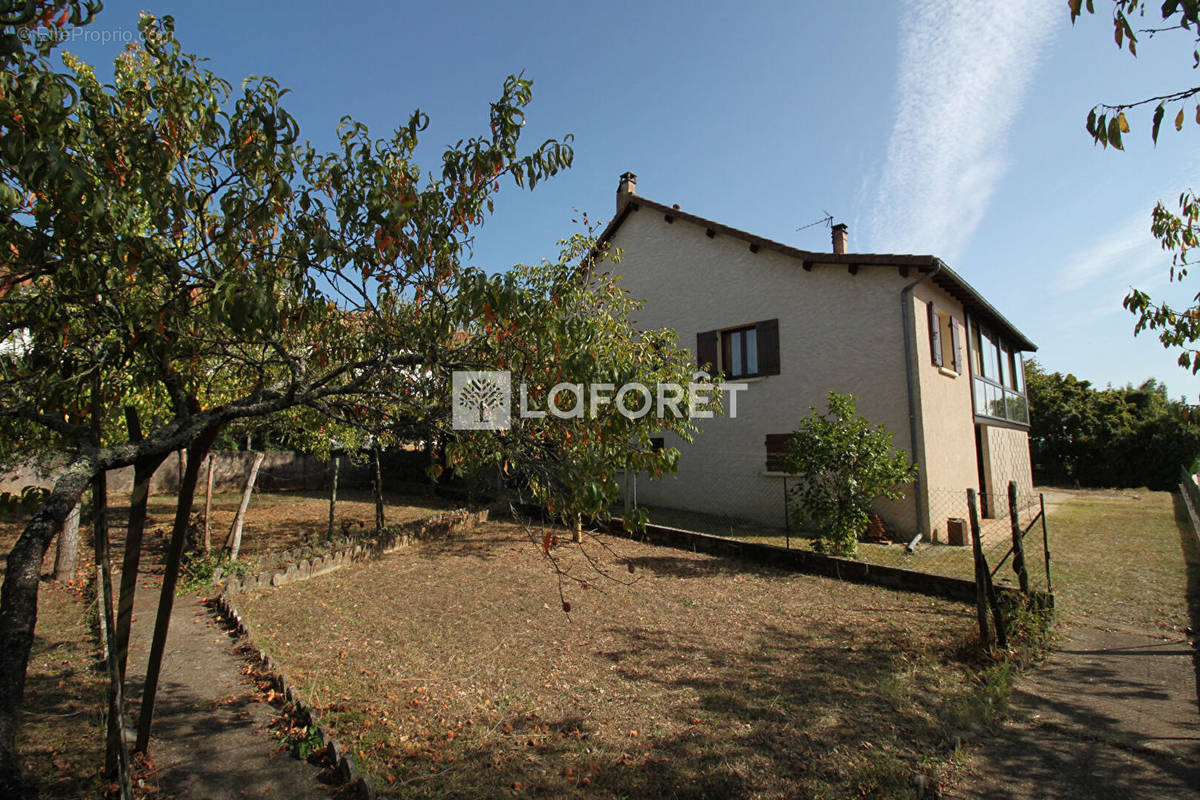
[0,487,454,797]
[236,519,983,799]
[1039,489,1197,632]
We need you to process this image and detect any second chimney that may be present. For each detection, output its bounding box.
[831,223,848,255]
[617,171,637,213]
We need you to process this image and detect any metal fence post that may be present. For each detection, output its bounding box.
[783,476,790,549]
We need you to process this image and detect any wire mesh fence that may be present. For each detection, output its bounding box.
[882,487,1051,594]
[627,468,1052,596]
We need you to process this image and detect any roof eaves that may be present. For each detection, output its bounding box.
[598,195,1037,352]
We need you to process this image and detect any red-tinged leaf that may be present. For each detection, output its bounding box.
[541,531,552,555]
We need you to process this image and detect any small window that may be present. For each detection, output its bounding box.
[722,326,759,379]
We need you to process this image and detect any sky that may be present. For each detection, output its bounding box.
[55,0,1200,399]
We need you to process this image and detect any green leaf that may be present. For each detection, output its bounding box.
[1152,103,1165,143]
[1107,115,1123,149]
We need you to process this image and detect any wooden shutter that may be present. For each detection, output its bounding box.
[927,302,943,367]
[696,330,718,373]
[765,433,794,471]
[950,317,964,374]
[755,318,780,376]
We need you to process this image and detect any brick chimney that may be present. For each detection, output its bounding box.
[617,171,637,213]
[831,223,848,255]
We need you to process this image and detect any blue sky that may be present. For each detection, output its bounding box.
[62,0,1200,398]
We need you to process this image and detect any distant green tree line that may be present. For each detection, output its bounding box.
[1026,360,1200,489]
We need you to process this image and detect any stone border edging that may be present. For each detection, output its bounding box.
[213,507,488,799]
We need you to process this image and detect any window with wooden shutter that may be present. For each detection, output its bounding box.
[755,318,780,376]
[696,330,718,374]
[950,318,964,374]
[927,302,943,367]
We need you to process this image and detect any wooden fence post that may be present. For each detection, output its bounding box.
[327,454,340,542]
[967,489,991,646]
[1040,493,1053,594]
[1007,481,1030,594]
[372,447,385,530]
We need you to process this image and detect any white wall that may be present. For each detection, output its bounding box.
[607,206,920,533]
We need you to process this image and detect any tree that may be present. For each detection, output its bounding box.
[1069,1,1200,372]
[0,7,576,789]
[783,392,917,557]
[1025,358,1200,487]
[442,231,711,545]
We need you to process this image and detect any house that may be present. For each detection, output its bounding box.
[598,173,1037,539]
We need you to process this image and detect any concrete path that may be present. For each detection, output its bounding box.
[953,615,1200,799]
[124,574,330,799]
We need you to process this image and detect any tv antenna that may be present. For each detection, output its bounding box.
[796,211,834,232]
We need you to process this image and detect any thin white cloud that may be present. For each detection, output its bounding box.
[1054,209,1164,294]
[867,0,1059,261]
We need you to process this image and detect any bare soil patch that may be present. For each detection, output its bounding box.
[0,519,106,799]
[236,519,981,799]
[137,488,458,566]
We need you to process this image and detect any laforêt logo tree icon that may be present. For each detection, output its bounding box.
[458,375,506,423]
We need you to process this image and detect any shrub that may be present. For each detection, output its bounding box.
[784,392,917,556]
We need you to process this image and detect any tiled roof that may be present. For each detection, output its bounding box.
[597,195,1037,352]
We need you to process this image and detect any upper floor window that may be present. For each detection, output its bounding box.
[969,320,1028,425]
[696,319,780,379]
[722,326,758,379]
[927,302,963,374]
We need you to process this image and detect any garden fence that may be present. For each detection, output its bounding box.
[622,465,1052,596]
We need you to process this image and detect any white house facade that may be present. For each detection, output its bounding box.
[599,173,1037,539]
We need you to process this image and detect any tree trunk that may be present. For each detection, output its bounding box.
[92,468,130,788]
[135,428,219,754]
[114,406,170,688]
[0,456,95,796]
[203,454,215,554]
[52,502,81,582]
[113,454,166,687]
[327,455,340,542]
[226,451,264,561]
[372,447,385,530]
[572,514,582,544]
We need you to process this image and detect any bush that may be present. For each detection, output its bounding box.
[784,392,917,556]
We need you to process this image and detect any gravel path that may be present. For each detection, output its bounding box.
[952,487,1200,799]
[953,616,1200,799]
